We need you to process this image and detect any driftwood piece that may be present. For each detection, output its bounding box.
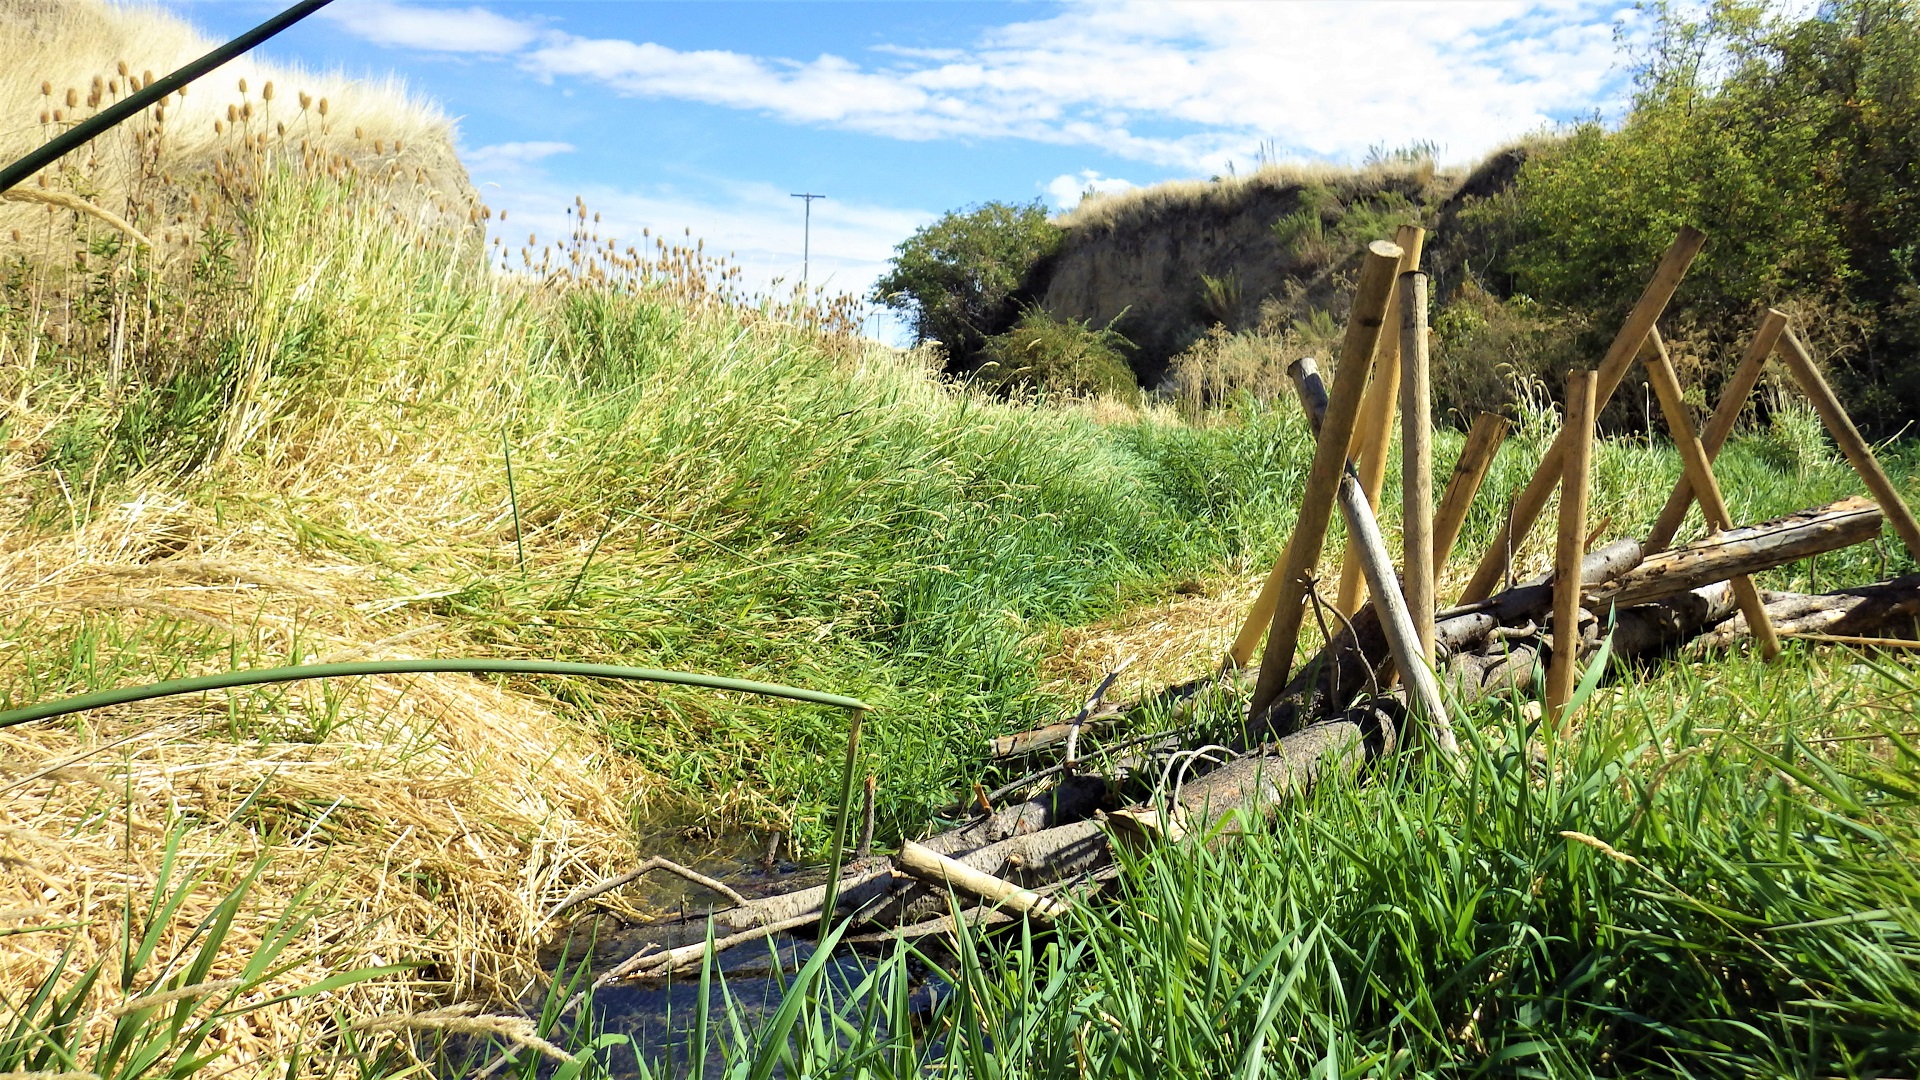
[1588,497,1882,609]
[895,841,1068,921]
[1114,700,1401,843]
[1459,227,1706,604]
[923,773,1109,856]
[549,857,748,921]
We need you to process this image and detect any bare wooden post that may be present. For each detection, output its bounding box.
[1645,309,1789,552]
[1291,360,1457,755]
[1432,413,1510,575]
[1335,225,1427,615]
[1230,240,1404,680]
[1244,243,1406,711]
[1774,325,1920,563]
[1547,370,1596,727]
[1641,332,1782,660]
[1399,271,1436,663]
[1459,227,1707,605]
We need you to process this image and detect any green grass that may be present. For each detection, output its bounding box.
[562,649,1920,1079]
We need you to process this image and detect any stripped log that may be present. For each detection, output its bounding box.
[1236,241,1404,685]
[1588,497,1882,609]
[1548,369,1597,724]
[921,773,1109,857]
[1289,358,1455,753]
[1645,309,1789,552]
[1336,226,1427,616]
[1459,227,1706,604]
[1401,270,1437,663]
[1433,413,1510,573]
[1774,325,1920,563]
[1641,329,1780,659]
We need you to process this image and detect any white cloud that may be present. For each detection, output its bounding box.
[509,1,1634,168]
[323,0,539,54]
[463,140,575,173]
[1046,170,1135,210]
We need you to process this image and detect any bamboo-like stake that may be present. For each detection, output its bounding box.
[1547,370,1596,726]
[1781,632,1920,651]
[1335,225,1427,615]
[1244,241,1405,716]
[1459,227,1707,605]
[1644,309,1789,552]
[1641,332,1781,660]
[1432,413,1510,575]
[1774,325,1920,563]
[1228,239,1405,674]
[1291,360,1457,755]
[1399,271,1436,662]
[895,841,1067,921]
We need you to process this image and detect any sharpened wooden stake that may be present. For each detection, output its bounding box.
[1547,369,1596,728]
[1432,413,1510,575]
[1459,227,1706,605]
[1335,225,1427,615]
[1774,325,1920,564]
[1229,239,1405,677]
[1399,270,1436,663]
[1645,309,1789,552]
[895,841,1067,921]
[1641,330,1781,660]
[1244,241,1406,719]
[1291,359,1457,755]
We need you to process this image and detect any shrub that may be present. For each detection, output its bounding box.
[871,200,1061,366]
[974,307,1139,402]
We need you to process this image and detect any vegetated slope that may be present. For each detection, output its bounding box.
[1,0,483,252]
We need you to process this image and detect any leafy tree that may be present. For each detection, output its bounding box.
[872,201,1061,365]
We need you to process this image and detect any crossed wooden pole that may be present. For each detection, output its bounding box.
[1228,224,1920,735]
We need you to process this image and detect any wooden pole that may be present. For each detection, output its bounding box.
[1244,241,1405,716]
[1547,370,1596,727]
[1645,309,1789,552]
[1228,240,1404,675]
[1641,331,1781,660]
[1335,225,1427,615]
[1432,413,1510,576]
[1458,227,1707,605]
[1773,325,1920,563]
[1399,271,1436,663]
[1291,360,1458,754]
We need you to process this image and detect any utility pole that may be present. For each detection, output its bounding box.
[790,192,825,287]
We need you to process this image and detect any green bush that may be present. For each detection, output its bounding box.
[871,200,1061,366]
[974,307,1140,402]
[1468,0,1920,432]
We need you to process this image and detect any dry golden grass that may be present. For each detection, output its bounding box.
[1057,159,1452,234]
[1,0,478,256]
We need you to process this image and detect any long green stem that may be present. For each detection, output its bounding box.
[818,707,866,943]
[0,659,868,729]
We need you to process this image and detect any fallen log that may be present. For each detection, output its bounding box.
[1587,497,1882,609]
[895,841,1068,921]
[1693,574,1920,650]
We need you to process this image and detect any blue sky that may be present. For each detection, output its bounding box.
[163,0,1644,335]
